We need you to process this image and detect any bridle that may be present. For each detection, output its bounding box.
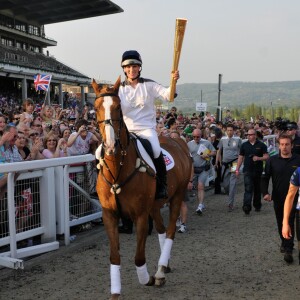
[96,92,135,194]
[96,92,128,153]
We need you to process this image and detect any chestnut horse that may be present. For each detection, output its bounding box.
[92,77,192,300]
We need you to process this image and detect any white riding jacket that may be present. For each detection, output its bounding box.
[118,78,171,158]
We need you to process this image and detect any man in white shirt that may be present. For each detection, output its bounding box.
[216,124,242,211]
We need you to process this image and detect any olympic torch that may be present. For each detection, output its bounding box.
[169,18,187,102]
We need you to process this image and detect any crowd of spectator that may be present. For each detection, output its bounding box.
[156,106,300,143]
[0,96,100,240]
[1,99,299,176]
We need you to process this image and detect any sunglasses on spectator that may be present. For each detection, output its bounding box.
[193,135,200,138]
[32,124,42,127]
[30,133,39,137]
[13,117,20,120]
[246,133,255,136]
[47,139,57,142]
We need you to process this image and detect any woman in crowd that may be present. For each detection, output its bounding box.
[61,127,71,142]
[42,134,68,158]
[15,131,30,160]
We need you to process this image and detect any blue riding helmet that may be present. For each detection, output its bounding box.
[121,50,142,67]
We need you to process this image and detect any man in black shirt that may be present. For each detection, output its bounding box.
[286,122,300,155]
[236,129,269,214]
[261,134,300,263]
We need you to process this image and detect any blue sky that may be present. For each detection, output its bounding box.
[46,0,300,85]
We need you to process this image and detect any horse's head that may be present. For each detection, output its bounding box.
[92,76,124,155]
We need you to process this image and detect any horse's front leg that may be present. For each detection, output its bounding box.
[135,213,155,286]
[149,204,169,286]
[153,196,182,286]
[102,209,121,299]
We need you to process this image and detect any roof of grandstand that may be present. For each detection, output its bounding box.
[0,0,123,26]
[0,43,90,80]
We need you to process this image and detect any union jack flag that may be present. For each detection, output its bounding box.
[164,154,172,166]
[34,74,52,91]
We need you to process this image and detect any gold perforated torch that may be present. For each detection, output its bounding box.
[169,18,187,102]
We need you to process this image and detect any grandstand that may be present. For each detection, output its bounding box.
[0,0,123,105]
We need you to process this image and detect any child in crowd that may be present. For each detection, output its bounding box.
[19,98,35,127]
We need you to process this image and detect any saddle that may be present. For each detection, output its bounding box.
[130,133,174,172]
[95,133,174,175]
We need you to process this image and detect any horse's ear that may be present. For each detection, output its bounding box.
[91,79,99,94]
[113,76,121,92]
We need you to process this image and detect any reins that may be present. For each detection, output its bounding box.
[96,92,138,195]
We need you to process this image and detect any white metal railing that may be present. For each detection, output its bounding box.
[0,154,102,269]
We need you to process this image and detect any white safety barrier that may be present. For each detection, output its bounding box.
[0,154,102,269]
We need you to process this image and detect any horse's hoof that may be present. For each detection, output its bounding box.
[145,275,155,286]
[163,266,171,273]
[155,277,166,287]
[109,294,121,300]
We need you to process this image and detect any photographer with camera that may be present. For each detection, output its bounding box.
[236,129,269,215]
[67,119,100,156]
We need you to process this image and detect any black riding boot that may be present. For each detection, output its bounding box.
[153,152,168,200]
[118,217,133,234]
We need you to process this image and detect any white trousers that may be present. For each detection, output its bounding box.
[133,128,161,158]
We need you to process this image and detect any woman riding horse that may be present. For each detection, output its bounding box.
[92,52,191,300]
[119,50,179,199]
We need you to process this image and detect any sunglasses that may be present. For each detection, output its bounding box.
[193,136,200,138]
[30,133,39,137]
[47,139,57,142]
[13,118,20,120]
[32,124,42,127]
[247,133,255,136]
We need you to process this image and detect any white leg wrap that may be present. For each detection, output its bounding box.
[158,232,166,253]
[136,263,150,285]
[158,238,173,267]
[110,264,121,294]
